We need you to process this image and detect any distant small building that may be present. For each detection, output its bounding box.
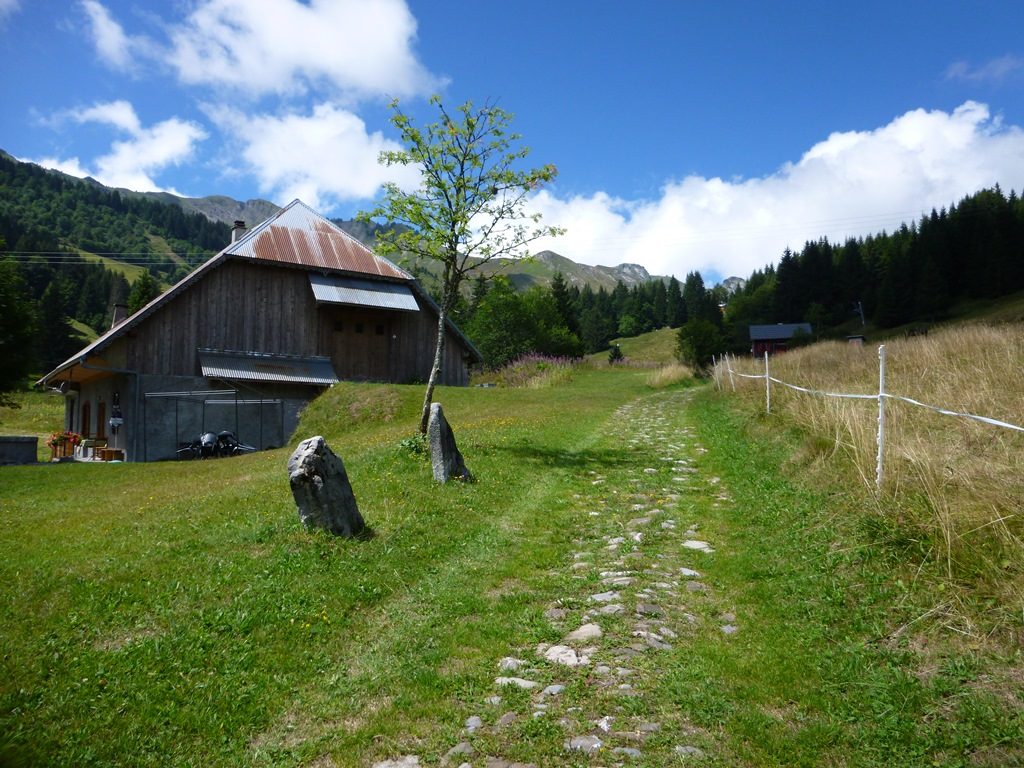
[748,323,812,356]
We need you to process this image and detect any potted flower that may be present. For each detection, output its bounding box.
[47,431,82,459]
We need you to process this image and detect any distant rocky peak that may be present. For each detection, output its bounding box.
[721,276,747,294]
[616,263,651,280]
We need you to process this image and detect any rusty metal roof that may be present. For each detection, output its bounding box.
[199,348,339,386]
[309,273,420,312]
[229,200,411,279]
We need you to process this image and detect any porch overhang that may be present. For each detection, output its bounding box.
[199,348,339,386]
[309,273,420,312]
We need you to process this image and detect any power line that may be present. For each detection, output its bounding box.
[0,251,212,257]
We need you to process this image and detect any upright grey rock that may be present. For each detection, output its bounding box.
[427,403,473,483]
[288,436,365,536]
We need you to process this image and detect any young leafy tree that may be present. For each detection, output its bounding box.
[363,96,563,434]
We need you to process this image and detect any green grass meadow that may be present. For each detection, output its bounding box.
[1,367,1021,766]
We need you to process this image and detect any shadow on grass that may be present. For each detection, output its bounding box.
[492,443,635,473]
[354,524,377,541]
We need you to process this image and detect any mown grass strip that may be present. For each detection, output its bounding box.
[0,369,650,766]
[678,390,1024,767]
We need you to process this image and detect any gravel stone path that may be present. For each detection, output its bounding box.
[373,390,737,766]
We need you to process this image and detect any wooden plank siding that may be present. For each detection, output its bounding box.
[115,259,470,385]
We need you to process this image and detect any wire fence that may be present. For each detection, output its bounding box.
[714,345,1024,491]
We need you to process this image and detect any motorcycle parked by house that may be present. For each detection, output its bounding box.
[176,430,256,460]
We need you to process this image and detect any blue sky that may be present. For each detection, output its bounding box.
[1,1,1023,282]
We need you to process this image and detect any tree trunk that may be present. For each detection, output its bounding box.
[418,306,448,435]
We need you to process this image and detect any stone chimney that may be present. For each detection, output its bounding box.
[231,220,247,244]
[110,303,128,330]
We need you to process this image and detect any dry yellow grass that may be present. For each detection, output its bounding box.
[718,324,1024,614]
[646,362,694,388]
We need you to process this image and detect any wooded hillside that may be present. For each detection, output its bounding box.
[724,186,1024,346]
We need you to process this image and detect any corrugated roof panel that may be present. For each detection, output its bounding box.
[309,274,420,311]
[199,349,339,386]
[231,200,410,279]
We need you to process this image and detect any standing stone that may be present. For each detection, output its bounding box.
[288,436,365,537]
[427,403,473,483]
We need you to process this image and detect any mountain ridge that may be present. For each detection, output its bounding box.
[145,185,667,291]
[0,150,670,291]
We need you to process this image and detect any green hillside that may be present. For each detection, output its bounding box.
[394,249,661,295]
[595,326,679,364]
[0,150,229,281]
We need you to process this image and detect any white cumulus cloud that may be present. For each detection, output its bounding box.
[165,0,439,98]
[209,102,419,209]
[34,100,207,193]
[80,0,140,71]
[0,0,21,23]
[529,101,1024,281]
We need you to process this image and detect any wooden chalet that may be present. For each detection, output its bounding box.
[748,323,812,356]
[39,200,481,462]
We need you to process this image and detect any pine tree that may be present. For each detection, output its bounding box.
[666,276,685,327]
[682,271,719,325]
[549,271,578,333]
[127,272,161,315]
[652,280,668,327]
[0,255,37,397]
[37,281,76,371]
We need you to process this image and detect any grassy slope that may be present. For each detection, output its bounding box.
[1,370,1020,766]
[587,326,680,366]
[0,388,65,461]
[0,372,648,765]
[75,249,148,283]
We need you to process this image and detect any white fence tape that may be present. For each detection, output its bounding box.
[882,394,1024,433]
[722,347,1024,490]
[768,376,877,400]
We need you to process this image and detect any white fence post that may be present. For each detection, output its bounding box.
[720,340,1022,492]
[876,344,887,492]
[727,353,736,392]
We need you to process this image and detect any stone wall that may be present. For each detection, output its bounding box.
[0,436,38,465]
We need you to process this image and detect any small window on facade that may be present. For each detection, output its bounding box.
[375,324,385,335]
[355,323,364,334]
[334,320,344,332]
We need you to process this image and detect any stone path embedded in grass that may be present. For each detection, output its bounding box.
[372,390,739,767]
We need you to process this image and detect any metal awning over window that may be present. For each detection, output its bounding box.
[309,273,420,312]
[199,349,339,386]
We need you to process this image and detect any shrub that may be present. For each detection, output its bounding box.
[676,319,723,376]
[647,362,693,388]
[472,353,576,388]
